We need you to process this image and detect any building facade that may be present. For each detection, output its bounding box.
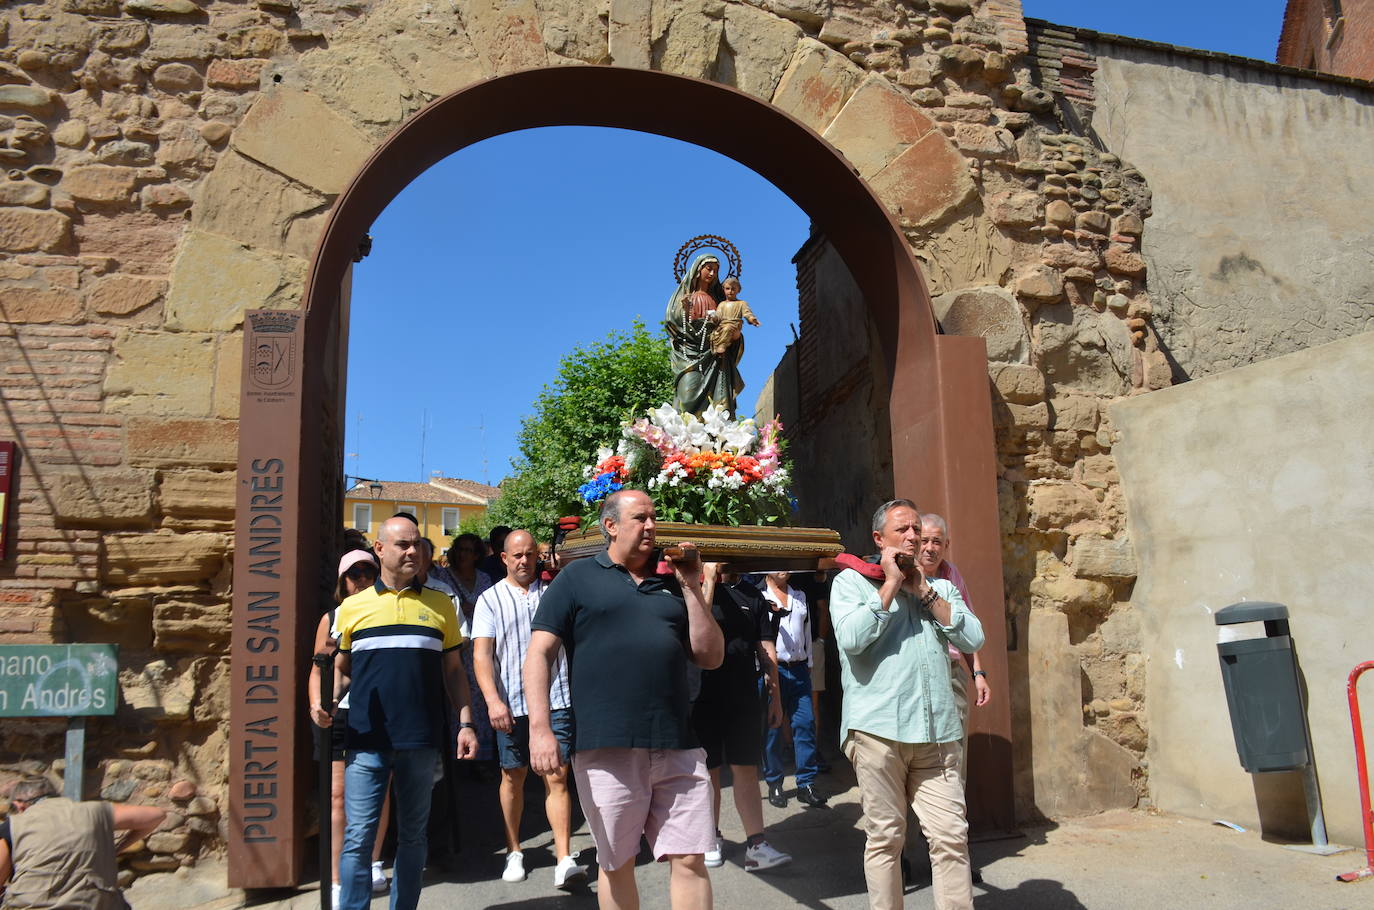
[343,477,498,546]
[1278,0,1374,78]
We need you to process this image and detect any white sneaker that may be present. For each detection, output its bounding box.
[744,840,792,872]
[553,855,588,890]
[704,836,725,868]
[329,882,341,906]
[502,850,526,883]
[370,861,388,893]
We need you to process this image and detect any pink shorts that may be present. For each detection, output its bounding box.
[573,747,715,870]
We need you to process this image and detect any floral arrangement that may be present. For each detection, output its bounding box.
[577,402,795,526]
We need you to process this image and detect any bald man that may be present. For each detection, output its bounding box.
[472,530,586,890]
[326,516,479,910]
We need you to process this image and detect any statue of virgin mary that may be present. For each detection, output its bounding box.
[664,252,743,417]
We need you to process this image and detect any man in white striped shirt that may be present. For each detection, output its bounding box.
[472,529,586,890]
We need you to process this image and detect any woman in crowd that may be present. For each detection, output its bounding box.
[308,549,391,902]
[443,532,497,765]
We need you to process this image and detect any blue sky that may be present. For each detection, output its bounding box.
[345,2,1289,489]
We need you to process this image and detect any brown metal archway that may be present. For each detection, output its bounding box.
[231,65,1010,887]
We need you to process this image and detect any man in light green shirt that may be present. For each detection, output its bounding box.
[831,499,984,910]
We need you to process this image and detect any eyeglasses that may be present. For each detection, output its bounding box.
[344,565,377,581]
[454,547,478,555]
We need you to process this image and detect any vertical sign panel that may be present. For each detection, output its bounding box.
[230,311,305,887]
[0,442,16,561]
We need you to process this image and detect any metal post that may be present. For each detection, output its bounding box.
[1301,761,1329,847]
[1285,677,1344,856]
[1338,660,1374,883]
[313,652,334,910]
[63,716,85,800]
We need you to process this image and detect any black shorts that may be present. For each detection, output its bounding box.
[691,683,764,770]
[312,706,349,762]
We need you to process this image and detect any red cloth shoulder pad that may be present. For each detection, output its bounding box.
[833,552,885,580]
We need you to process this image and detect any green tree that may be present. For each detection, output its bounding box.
[486,321,674,539]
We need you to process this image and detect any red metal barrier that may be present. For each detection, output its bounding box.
[1338,660,1374,883]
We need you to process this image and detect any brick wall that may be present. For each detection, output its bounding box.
[1278,0,1374,80]
[1025,19,1098,111]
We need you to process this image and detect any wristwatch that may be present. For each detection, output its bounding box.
[973,670,988,679]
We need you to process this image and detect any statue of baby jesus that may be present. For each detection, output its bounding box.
[709,276,761,356]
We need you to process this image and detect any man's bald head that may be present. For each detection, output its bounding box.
[503,529,536,554]
[501,529,539,587]
[377,516,416,544]
[375,516,422,586]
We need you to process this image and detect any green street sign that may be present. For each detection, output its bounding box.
[0,644,118,717]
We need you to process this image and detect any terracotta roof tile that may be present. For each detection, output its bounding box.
[346,477,499,505]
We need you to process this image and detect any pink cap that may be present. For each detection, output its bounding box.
[337,549,377,579]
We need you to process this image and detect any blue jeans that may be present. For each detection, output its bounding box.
[763,662,820,787]
[339,748,437,910]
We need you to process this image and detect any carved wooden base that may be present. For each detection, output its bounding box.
[558,521,844,573]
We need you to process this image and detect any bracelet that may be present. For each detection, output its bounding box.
[459,722,475,729]
[973,670,988,679]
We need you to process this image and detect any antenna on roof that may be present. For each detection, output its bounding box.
[350,411,364,478]
[479,414,489,488]
[419,408,428,482]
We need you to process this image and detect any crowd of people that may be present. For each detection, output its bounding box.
[305,493,989,910]
[0,493,987,910]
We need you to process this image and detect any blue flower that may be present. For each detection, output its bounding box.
[577,471,624,504]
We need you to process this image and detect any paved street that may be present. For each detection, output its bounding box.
[128,759,1367,910]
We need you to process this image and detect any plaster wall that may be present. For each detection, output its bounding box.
[1091,48,1374,381]
[1111,330,1374,845]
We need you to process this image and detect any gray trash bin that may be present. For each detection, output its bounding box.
[1215,602,1310,773]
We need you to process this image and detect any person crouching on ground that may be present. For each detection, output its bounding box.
[1,776,165,909]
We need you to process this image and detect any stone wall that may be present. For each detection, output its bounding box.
[1089,39,1374,382]
[1111,331,1374,846]
[780,15,1374,825]
[773,15,1173,821]
[0,0,360,871]
[0,0,1187,864]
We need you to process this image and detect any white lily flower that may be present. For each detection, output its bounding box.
[721,423,756,453]
[700,403,728,440]
[650,403,684,433]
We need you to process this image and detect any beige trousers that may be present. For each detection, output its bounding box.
[951,660,970,782]
[843,730,973,910]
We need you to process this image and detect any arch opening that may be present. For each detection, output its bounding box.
[230,65,1007,887]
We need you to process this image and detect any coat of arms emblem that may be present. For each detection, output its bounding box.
[247,312,300,391]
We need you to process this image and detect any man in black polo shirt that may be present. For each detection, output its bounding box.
[525,489,724,910]
[693,571,792,872]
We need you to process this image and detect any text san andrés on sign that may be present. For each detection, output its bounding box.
[242,456,286,844]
